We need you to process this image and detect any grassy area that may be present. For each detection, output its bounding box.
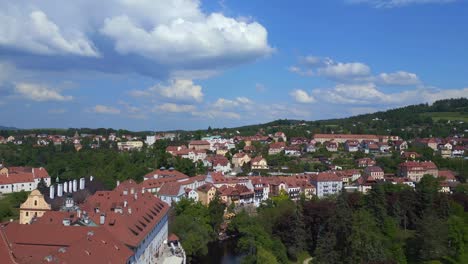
[0,191,29,222]
[421,112,468,122]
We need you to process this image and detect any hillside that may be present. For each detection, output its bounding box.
[1,98,467,140]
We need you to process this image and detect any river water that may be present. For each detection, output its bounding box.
[193,238,244,264]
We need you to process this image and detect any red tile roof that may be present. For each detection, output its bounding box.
[82,180,169,248]
[1,222,132,264]
[311,172,342,182]
[158,182,183,196]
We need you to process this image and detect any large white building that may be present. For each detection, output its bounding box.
[310,172,343,198]
[0,166,51,194]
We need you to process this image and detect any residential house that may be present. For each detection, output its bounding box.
[356,158,376,168]
[218,184,254,205]
[363,166,385,180]
[398,161,438,182]
[452,145,466,157]
[284,146,301,156]
[272,132,287,142]
[393,140,408,151]
[157,182,185,206]
[290,137,309,145]
[344,140,360,152]
[196,183,217,206]
[268,142,286,155]
[251,156,268,170]
[232,152,251,167]
[188,140,211,151]
[305,144,316,153]
[325,141,338,152]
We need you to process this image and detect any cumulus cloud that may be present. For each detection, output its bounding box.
[314,83,468,106]
[157,103,196,113]
[100,12,273,65]
[317,62,371,79]
[192,110,241,119]
[213,97,253,109]
[0,10,99,57]
[347,0,457,8]
[290,55,420,86]
[131,79,204,102]
[92,105,121,114]
[14,83,73,102]
[377,71,420,85]
[0,0,272,77]
[290,89,316,103]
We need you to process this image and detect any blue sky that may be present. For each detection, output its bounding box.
[0,0,467,131]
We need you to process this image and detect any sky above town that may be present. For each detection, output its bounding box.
[0,0,467,131]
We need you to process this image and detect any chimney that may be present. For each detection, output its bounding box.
[73,180,77,192]
[57,183,63,197]
[90,176,94,182]
[49,185,55,200]
[79,178,85,190]
[100,213,106,225]
[77,209,81,218]
[116,180,120,187]
[63,182,68,193]
[124,200,128,207]
[68,181,73,193]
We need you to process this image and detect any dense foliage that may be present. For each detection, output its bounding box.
[0,140,200,189]
[169,196,226,261]
[227,176,468,264]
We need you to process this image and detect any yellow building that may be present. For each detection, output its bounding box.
[117,141,144,151]
[196,183,217,206]
[19,189,51,224]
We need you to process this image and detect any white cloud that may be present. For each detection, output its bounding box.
[348,0,457,8]
[131,79,204,102]
[314,83,468,106]
[0,0,272,75]
[159,79,203,102]
[157,103,196,113]
[100,12,273,65]
[14,83,73,102]
[290,89,316,103]
[377,71,420,85]
[213,97,253,109]
[317,62,371,79]
[192,110,241,119]
[92,105,120,114]
[0,10,99,57]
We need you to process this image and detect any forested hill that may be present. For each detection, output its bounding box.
[1,98,467,139]
[202,98,468,139]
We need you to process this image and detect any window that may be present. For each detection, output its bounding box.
[34,200,38,206]
[26,212,29,216]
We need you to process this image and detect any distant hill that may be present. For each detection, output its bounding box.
[1,98,467,139]
[0,126,19,130]
[202,98,468,139]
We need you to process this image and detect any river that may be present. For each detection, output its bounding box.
[193,238,244,264]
